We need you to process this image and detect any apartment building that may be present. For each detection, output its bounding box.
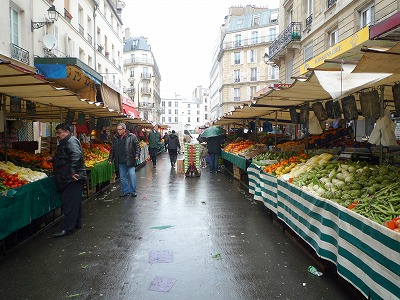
[268,0,399,82]
[209,5,281,120]
[122,29,161,123]
[192,86,211,126]
[161,90,206,134]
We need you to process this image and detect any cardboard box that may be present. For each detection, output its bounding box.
[177,159,185,173]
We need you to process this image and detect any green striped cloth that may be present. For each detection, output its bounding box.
[247,163,400,299]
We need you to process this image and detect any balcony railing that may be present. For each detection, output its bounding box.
[250,76,257,81]
[306,14,313,27]
[233,97,241,101]
[10,43,29,65]
[269,22,302,59]
[126,87,135,95]
[221,35,276,50]
[139,102,154,108]
[327,0,337,9]
[124,57,154,65]
[234,60,241,64]
[234,78,240,83]
[78,24,84,36]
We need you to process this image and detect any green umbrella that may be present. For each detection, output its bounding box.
[199,126,225,138]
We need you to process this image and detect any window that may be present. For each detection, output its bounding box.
[197,104,200,108]
[250,68,257,81]
[175,102,178,107]
[271,66,278,79]
[197,110,200,115]
[188,117,191,122]
[162,102,165,107]
[10,7,19,45]
[250,86,257,96]
[235,34,242,47]
[250,50,256,63]
[205,105,208,111]
[168,117,171,122]
[360,4,374,27]
[234,88,240,101]
[271,11,278,23]
[162,117,165,123]
[175,109,178,114]
[251,31,258,44]
[175,117,178,122]
[187,104,190,108]
[130,68,134,77]
[197,117,200,122]
[168,101,171,107]
[234,52,241,64]
[168,109,171,114]
[269,28,277,41]
[328,29,338,47]
[253,16,260,26]
[205,114,208,119]
[234,70,241,82]
[237,19,243,26]
[188,110,191,115]
[304,43,313,62]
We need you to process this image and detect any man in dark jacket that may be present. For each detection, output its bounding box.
[46,123,87,238]
[148,124,161,168]
[207,135,224,173]
[166,130,180,167]
[108,123,140,197]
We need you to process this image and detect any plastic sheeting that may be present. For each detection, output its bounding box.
[314,65,391,100]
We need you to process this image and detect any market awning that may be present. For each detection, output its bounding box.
[122,95,139,118]
[100,83,122,112]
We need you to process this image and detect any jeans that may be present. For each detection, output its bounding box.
[209,153,219,172]
[149,147,158,166]
[119,163,136,194]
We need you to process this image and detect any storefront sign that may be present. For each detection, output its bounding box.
[299,27,370,74]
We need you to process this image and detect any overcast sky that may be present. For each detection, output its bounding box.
[122,1,278,99]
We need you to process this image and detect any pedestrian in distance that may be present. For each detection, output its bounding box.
[108,123,140,197]
[148,124,161,168]
[166,130,181,167]
[207,135,224,173]
[46,123,87,238]
[163,131,169,152]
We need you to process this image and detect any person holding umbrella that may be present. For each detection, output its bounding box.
[199,126,225,173]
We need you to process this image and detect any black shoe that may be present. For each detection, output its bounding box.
[75,223,82,229]
[120,193,129,197]
[53,230,73,238]
[153,165,156,168]
[130,192,137,197]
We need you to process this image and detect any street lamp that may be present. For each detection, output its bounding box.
[31,5,59,31]
[263,53,279,68]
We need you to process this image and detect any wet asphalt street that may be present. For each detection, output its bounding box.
[0,152,362,300]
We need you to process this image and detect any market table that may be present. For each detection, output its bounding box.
[89,160,115,188]
[221,150,249,171]
[0,176,60,240]
[247,163,400,300]
[248,164,278,213]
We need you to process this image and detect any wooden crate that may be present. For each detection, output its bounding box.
[233,165,241,180]
[177,159,185,173]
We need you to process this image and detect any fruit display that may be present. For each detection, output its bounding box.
[262,153,310,176]
[224,140,255,154]
[83,148,109,168]
[184,144,200,177]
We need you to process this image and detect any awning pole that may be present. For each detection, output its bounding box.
[379,85,385,165]
[274,111,278,149]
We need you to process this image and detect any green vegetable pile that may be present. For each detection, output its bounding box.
[292,161,400,225]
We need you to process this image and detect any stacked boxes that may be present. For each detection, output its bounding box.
[184,144,201,177]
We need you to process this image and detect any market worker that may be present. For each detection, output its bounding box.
[108,122,140,197]
[148,124,162,168]
[46,123,87,238]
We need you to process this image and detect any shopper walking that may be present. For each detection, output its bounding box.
[166,130,180,167]
[148,124,161,168]
[207,135,223,173]
[163,132,169,152]
[108,123,140,197]
[46,123,87,238]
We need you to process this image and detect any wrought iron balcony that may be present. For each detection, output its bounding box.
[126,87,135,95]
[124,57,154,66]
[233,97,241,102]
[10,43,29,65]
[87,33,92,45]
[269,22,302,59]
[234,78,241,83]
[78,24,84,36]
[306,14,313,27]
[327,0,337,9]
[141,73,152,79]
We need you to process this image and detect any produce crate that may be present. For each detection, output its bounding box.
[40,137,57,153]
[177,159,185,173]
[233,165,241,180]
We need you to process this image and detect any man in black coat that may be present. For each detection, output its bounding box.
[166,130,181,167]
[207,135,224,173]
[46,123,87,238]
[108,123,140,197]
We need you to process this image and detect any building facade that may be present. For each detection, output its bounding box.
[209,5,281,120]
[161,87,208,134]
[122,29,161,123]
[269,0,399,83]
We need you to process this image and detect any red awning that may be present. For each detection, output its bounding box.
[123,104,139,118]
